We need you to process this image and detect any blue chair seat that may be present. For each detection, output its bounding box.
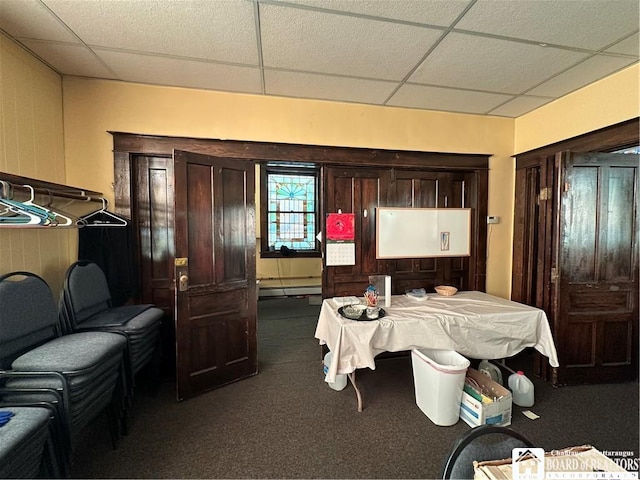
[11,332,126,373]
[0,406,60,478]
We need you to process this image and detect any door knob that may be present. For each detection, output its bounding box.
[179,274,189,292]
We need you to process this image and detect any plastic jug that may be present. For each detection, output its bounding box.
[508,371,535,407]
[478,360,503,385]
[323,351,347,391]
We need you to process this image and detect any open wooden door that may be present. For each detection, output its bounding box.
[173,150,257,401]
[552,152,639,384]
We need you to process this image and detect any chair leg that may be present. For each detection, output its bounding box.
[41,433,64,479]
[106,404,121,449]
[149,334,163,397]
[113,369,129,437]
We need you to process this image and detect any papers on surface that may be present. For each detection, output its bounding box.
[522,410,540,420]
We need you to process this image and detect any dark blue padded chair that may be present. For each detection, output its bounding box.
[61,261,163,386]
[0,405,64,478]
[0,272,128,459]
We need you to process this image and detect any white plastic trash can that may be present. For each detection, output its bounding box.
[411,348,470,426]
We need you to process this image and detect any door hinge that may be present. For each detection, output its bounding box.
[539,187,552,201]
[550,267,558,283]
[563,182,570,192]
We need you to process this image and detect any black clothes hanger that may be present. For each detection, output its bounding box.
[80,198,128,227]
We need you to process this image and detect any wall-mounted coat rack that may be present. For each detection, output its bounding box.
[0,171,105,228]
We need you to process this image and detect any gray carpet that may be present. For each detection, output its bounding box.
[69,297,639,479]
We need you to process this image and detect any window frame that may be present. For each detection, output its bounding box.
[259,163,321,258]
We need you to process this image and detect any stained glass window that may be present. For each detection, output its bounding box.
[264,167,318,253]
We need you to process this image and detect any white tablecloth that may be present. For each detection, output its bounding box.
[315,291,559,383]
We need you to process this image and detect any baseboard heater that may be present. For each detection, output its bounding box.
[258,286,322,298]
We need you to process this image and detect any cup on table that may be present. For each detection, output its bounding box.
[366,306,380,319]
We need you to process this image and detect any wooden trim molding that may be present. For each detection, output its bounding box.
[515,118,639,168]
[110,132,490,170]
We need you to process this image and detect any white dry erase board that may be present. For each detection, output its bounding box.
[376,207,471,258]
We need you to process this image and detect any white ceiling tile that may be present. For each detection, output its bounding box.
[606,33,640,56]
[409,32,590,94]
[19,40,117,78]
[95,49,262,94]
[42,0,259,65]
[0,0,78,42]
[264,69,396,104]
[455,0,639,51]
[527,55,638,97]
[1,0,635,118]
[260,3,442,81]
[387,84,513,114]
[274,0,471,26]
[488,96,554,118]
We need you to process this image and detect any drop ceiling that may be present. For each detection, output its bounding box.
[0,0,638,118]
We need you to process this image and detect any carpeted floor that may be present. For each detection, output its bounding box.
[69,296,639,479]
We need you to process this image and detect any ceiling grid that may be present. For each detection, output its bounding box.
[0,0,637,118]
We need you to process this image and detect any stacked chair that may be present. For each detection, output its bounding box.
[0,404,65,478]
[60,260,163,392]
[0,272,129,471]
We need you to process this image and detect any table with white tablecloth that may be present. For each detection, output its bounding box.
[314,291,559,411]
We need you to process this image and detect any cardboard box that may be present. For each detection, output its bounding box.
[460,368,512,427]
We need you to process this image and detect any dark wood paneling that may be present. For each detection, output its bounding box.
[134,155,175,372]
[221,167,249,282]
[323,166,487,298]
[323,167,389,297]
[563,322,596,366]
[568,290,632,313]
[604,167,635,281]
[111,131,489,170]
[602,321,632,365]
[187,163,215,285]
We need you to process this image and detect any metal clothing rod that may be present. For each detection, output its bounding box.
[0,172,103,203]
[6,185,101,203]
[1,182,101,203]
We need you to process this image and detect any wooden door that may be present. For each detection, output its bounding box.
[553,152,638,384]
[173,150,257,400]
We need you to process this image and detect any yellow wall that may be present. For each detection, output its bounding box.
[0,34,72,296]
[515,64,639,153]
[62,77,515,297]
